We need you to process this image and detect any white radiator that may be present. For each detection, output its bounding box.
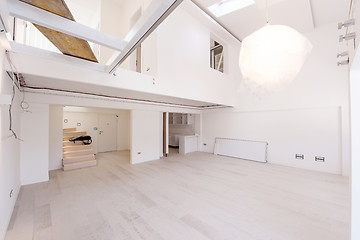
[214,138,268,163]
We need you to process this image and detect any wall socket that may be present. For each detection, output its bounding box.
[315,156,325,162]
[295,154,304,159]
[137,152,141,155]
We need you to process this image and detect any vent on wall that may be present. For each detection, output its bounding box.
[214,138,268,163]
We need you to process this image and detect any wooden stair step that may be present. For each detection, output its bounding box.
[63,131,87,137]
[63,136,86,140]
[63,160,97,171]
[63,141,88,146]
[63,145,92,151]
[63,154,95,164]
[63,128,76,132]
[63,149,94,157]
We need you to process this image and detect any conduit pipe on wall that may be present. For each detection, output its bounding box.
[22,85,226,110]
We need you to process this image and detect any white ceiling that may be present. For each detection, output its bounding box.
[193,0,350,40]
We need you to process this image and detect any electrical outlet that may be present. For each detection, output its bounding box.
[315,156,325,162]
[137,152,141,155]
[295,154,304,159]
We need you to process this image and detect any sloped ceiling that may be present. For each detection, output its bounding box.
[193,0,350,40]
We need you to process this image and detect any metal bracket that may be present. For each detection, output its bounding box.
[339,32,356,42]
[337,58,349,66]
[337,51,349,58]
[338,19,355,30]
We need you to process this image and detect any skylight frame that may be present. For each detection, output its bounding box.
[208,0,255,18]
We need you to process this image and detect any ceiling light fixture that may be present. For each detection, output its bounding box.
[238,0,312,93]
[208,0,255,18]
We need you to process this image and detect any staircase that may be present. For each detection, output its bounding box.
[63,128,97,171]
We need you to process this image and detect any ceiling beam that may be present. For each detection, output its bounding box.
[107,0,184,74]
[7,0,127,52]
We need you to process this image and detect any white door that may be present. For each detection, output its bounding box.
[98,114,117,153]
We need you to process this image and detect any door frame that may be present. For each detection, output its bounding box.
[98,114,118,153]
[163,112,168,157]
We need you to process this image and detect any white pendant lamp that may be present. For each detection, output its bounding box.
[239,9,312,92]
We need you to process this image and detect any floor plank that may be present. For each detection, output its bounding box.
[5,151,350,240]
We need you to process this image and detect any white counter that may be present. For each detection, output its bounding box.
[179,135,199,155]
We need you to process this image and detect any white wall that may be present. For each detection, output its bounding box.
[49,105,63,170]
[350,39,360,240]
[20,103,49,185]
[130,110,162,164]
[347,0,360,67]
[202,22,350,176]
[155,4,240,105]
[98,0,240,105]
[203,107,341,174]
[100,0,154,68]
[117,110,130,151]
[350,68,360,240]
[235,23,349,110]
[0,39,21,240]
[348,2,360,239]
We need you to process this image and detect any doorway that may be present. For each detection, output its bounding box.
[167,112,201,156]
[98,114,117,153]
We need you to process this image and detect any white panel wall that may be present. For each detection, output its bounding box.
[0,42,21,240]
[203,107,341,174]
[130,110,161,164]
[49,105,63,170]
[20,103,49,185]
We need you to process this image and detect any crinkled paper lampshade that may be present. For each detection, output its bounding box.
[239,25,312,92]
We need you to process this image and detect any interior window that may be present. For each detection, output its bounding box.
[210,39,224,73]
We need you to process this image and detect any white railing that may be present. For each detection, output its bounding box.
[13,18,100,60]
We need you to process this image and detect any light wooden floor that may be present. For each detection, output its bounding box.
[6,151,350,240]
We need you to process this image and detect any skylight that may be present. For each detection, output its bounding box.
[208,0,255,17]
